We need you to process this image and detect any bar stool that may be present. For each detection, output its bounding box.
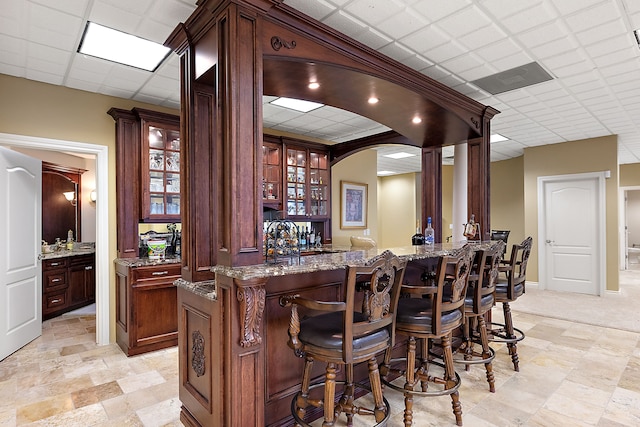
[382,245,474,426]
[453,240,506,392]
[490,236,533,372]
[280,250,406,426]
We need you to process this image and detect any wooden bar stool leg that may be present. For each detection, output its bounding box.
[502,302,520,371]
[368,357,386,422]
[477,315,495,392]
[296,356,314,421]
[323,363,337,427]
[404,336,417,427]
[341,363,355,427]
[442,334,463,426]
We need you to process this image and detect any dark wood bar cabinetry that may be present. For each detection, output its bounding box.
[164,1,496,426]
[115,260,181,356]
[42,253,95,320]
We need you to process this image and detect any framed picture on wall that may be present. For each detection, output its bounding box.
[340,181,367,229]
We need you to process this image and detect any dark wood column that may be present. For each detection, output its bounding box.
[107,108,140,258]
[421,146,443,243]
[467,107,499,241]
[166,3,264,272]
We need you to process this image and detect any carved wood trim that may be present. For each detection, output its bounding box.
[236,279,266,348]
[191,330,206,377]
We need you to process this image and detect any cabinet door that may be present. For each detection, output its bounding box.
[284,145,331,220]
[262,142,282,208]
[308,150,329,218]
[141,120,181,222]
[68,263,87,305]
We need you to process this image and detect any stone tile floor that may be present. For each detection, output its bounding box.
[2,275,640,426]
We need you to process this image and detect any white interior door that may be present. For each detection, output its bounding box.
[0,146,42,360]
[539,173,604,295]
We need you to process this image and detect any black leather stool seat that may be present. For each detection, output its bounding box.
[299,312,390,350]
[464,292,494,313]
[396,298,462,332]
[494,283,524,301]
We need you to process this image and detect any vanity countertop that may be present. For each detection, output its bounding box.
[40,242,95,260]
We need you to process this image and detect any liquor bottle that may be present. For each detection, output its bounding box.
[464,214,478,239]
[304,227,310,249]
[411,221,425,245]
[424,217,434,246]
[309,227,315,246]
[299,229,307,248]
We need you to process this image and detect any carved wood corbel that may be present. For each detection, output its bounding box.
[235,278,267,347]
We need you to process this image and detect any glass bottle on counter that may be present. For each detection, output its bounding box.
[424,217,434,246]
[411,221,425,245]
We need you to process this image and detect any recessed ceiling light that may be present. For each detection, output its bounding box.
[270,97,324,112]
[378,170,395,176]
[78,22,170,71]
[412,117,422,124]
[384,152,416,159]
[490,133,509,143]
[308,82,320,90]
[368,97,379,104]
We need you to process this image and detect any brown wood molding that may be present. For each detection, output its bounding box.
[235,278,267,348]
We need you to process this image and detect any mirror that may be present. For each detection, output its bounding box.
[42,162,85,244]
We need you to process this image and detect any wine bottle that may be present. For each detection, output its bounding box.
[424,217,434,246]
[411,220,425,245]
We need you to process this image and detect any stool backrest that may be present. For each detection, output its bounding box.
[344,250,406,362]
[469,240,506,314]
[504,236,533,299]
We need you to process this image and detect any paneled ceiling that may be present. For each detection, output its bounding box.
[2,0,640,175]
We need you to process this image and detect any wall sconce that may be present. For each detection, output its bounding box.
[90,190,97,202]
[63,191,77,206]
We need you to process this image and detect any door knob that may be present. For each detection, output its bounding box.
[546,239,555,244]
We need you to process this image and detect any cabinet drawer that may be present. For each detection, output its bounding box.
[43,258,68,270]
[44,291,67,311]
[132,264,181,282]
[44,270,67,291]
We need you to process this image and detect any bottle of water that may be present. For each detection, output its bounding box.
[424,217,434,246]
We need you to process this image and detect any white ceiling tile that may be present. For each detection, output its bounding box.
[565,2,624,33]
[480,0,543,20]
[457,24,507,51]
[376,7,428,40]
[423,39,467,64]
[575,19,628,46]
[31,0,90,17]
[499,2,556,34]
[410,0,472,23]
[474,38,522,64]
[146,0,197,27]
[491,52,535,71]
[343,0,404,26]
[322,10,368,37]
[438,5,492,38]
[530,37,580,60]
[284,0,335,20]
[378,42,415,62]
[28,3,83,50]
[25,68,63,85]
[352,27,393,50]
[89,1,143,34]
[401,24,450,53]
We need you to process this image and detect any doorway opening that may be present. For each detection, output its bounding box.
[0,133,109,345]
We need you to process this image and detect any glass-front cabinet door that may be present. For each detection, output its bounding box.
[141,119,181,222]
[262,141,282,209]
[285,145,330,220]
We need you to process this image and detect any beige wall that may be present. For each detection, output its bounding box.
[331,149,379,246]
[620,163,640,187]
[378,173,418,248]
[523,135,619,291]
[0,74,179,342]
[490,156,525,247]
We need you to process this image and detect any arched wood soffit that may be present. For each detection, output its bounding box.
[261,7,498,164]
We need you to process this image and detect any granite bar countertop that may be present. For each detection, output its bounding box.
[40,242,96,260]
[114,256,182,268]
[212,241,495,281]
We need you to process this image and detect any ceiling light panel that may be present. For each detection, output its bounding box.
[78,22,170,71]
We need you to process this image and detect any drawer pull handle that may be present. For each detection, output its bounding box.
[51,262,61,266]
[52,278,61,283]
[152,271,169,276]
[85,266,93,270]
[51,299,61,304]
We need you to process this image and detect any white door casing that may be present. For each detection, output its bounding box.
[0,133,109,346]
[538,172,605,296]
[0,146,42,360]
